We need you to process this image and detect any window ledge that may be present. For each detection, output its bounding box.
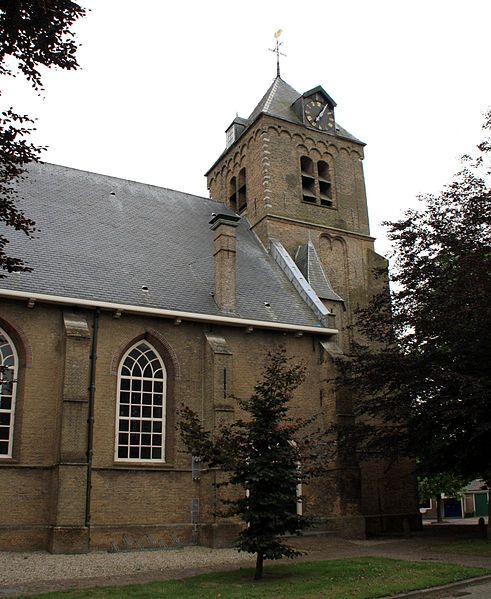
[301,200,336,210]
[111,461,175,470]
[0,457,18,465]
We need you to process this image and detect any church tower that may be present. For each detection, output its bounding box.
[206,75,386,351]
[205,75,419,536]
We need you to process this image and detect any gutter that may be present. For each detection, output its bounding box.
[85,308,99,531]
[269,238,333,328]
[0,289,337,336]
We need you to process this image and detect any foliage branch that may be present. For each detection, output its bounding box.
[335,111,491,530]
[0,0,85,275]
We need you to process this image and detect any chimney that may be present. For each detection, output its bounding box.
[209,213,241,314]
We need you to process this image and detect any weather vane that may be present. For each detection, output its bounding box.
[269,29,286,78]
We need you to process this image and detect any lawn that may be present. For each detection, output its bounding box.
[431,539,491,556]
[28,557,488,599]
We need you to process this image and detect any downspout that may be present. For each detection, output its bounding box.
[85,308,100,530]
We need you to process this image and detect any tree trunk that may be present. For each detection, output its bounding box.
[254,553,264,580]
[436,494,443,523]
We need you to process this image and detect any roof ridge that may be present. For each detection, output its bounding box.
[263,77,281,113]
[30,161,225,205]
[247,76,300,121]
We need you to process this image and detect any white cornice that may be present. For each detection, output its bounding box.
[0,289,337,336]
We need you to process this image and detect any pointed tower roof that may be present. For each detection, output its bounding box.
[248,76,301,123]
[246,76,361,144]
[205,76,363,174]
[295,240,344,303]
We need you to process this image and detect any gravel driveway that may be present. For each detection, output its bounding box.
[1,531,490,598]
[0,545,255,596]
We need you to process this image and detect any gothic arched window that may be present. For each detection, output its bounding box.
[115,341,166,462]
[0,328,18,458]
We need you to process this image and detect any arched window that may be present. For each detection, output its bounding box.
[299,156,335,208]
[0,328,18,458]
[317,161,332,206]
[115,341,166,462]
[229,176,237,211]
[238,168,247,211]
[300,156,316,203]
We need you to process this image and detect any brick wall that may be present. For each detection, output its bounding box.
[0,298,400,551]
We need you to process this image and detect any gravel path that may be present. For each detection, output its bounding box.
[1,532,490,597]
[0,546,256,596]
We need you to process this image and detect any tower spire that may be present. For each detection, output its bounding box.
[269,30,286,78]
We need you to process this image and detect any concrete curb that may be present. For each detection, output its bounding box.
[379,573,491,598]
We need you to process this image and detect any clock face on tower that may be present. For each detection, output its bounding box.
[304,99,334,131]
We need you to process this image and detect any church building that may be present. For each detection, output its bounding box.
[0,74,420,553]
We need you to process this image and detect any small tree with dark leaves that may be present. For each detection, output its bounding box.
[0,0,86,274]
[179,349,331,581]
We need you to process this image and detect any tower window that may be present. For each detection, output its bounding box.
[229,176,237,211]
[226,127,235,148]
[299,156,334,208]
[229,169,247,213]
[300,156,314,176]
[238,168,247,211]
[300,156,316,203]
[318,161,333,206]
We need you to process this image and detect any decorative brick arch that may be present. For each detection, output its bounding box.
[319,233,352,338]
[110,328,181,379]
[0,314,32,368]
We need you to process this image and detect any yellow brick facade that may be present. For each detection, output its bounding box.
[0,83,420,553]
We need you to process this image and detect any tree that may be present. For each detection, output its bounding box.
[0,0,86,275]
[336,111,491,534]
[418,472,466,523]
[178,349,331,580]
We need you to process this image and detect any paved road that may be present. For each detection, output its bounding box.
[407,578,491,598]
[444,580,491,597]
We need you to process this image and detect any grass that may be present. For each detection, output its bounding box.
[27,557,489,599]
[430,538,491,556]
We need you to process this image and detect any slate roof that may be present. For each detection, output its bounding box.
[248,76,301,123]
[295,241,344,303]
[0,163,322,327]
[246,76,363,144]
[206,76,363,173]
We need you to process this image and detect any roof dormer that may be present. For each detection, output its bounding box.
[225,116,248,149]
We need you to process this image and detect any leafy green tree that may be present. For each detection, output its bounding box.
[0,0,86,274]
[179,349,331,580]
[418,473,466,523]
[336,111,491,535]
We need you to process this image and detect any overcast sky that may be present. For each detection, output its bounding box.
[3,0,490,255]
